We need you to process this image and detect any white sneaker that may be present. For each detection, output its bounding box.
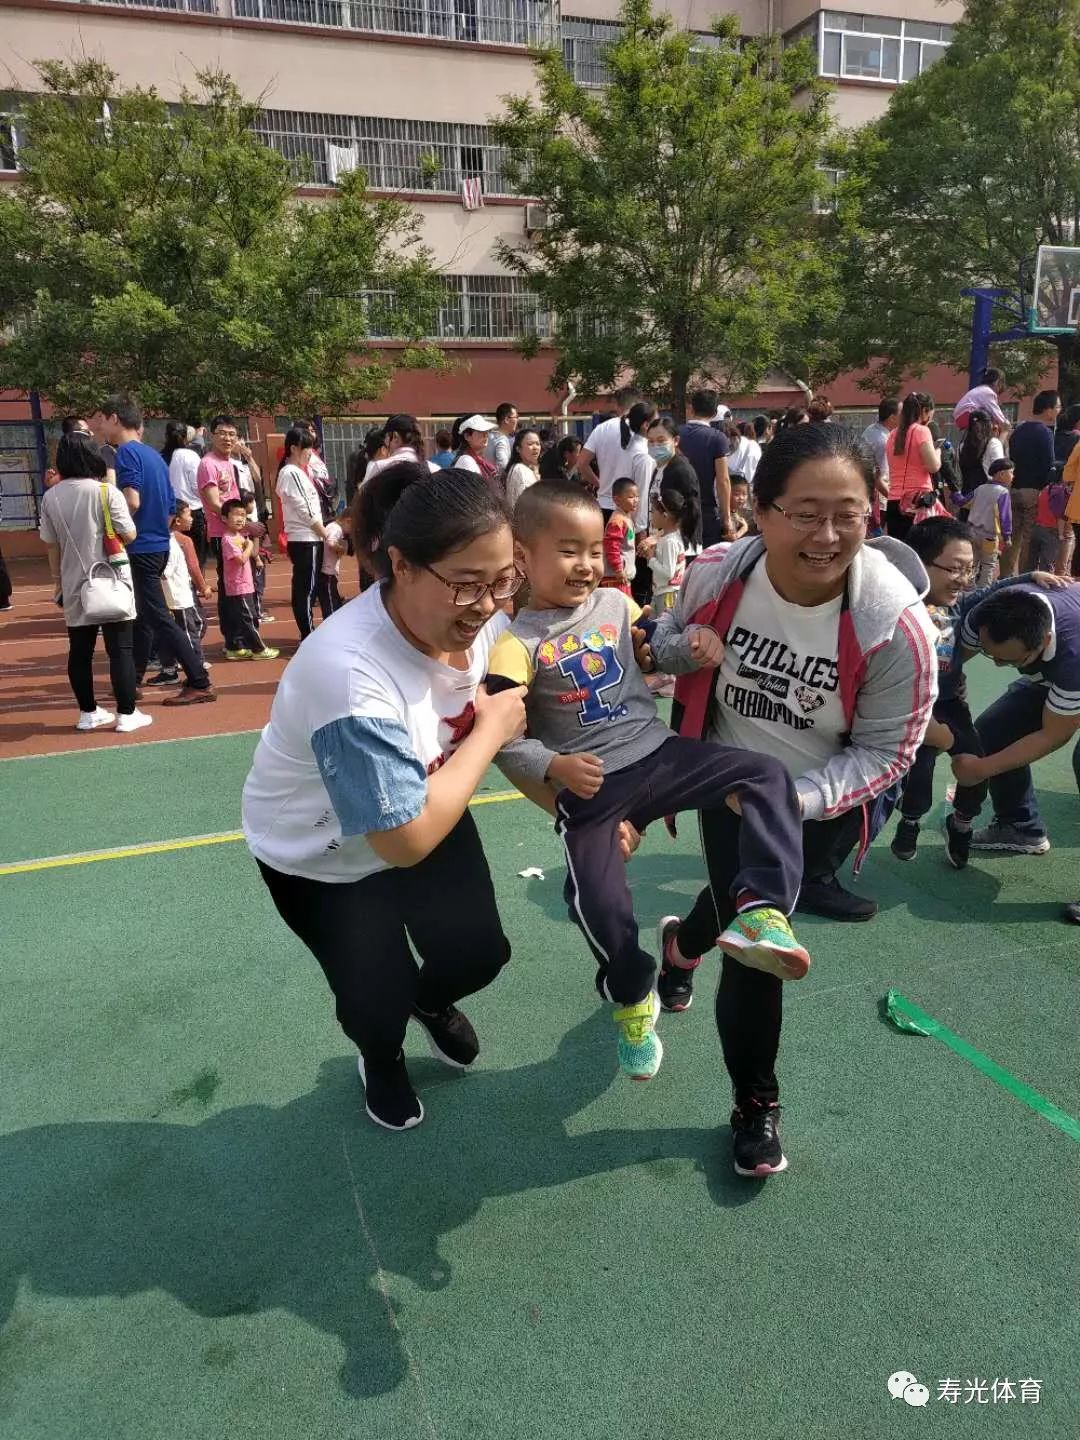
[75,708,115,731]
[115,709,153,734]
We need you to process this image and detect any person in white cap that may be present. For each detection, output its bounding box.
[452,415,499,483]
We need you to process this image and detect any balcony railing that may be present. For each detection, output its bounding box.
[68,0,560,46]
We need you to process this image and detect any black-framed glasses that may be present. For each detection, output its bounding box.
[928,560,975,582]
[771,501,871,534]
[423,564,524,607]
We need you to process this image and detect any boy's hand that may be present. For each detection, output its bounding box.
[688,626,724,668]
[923,718,955,751]
[617,820,641,859]
[951,752,986,785]
[631,606,655,673]
[547,752,604,799]
[1033,570,1072,589]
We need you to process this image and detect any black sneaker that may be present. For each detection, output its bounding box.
[1063,901,1080,925]
[945,814,972,870]
[890,817,919,862]
[357,1052,423,1130]
[411,1003,479,1069]
[146,669,181,687]
[731,1099,788,1177]
[797,875,878,922]
[656,915,695,1012]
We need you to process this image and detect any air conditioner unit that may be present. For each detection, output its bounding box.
[525,203,550,233]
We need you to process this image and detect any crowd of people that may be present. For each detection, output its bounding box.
[24,382,1080,1175]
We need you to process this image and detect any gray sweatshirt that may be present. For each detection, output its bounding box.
[485,587,670,784]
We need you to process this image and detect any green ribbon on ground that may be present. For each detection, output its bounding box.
[884,990,1080,1144]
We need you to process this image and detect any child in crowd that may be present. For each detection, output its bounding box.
[220,498,279,662]
[728,476,753,539]
[964,456,1013,585]
[1029,469,1069,574]
[160,504,211,680]
[601,477,638,594]
[318,509,351,616]
[892,517,1060,867]
[485,481,810,1082]
[647,483,697,611]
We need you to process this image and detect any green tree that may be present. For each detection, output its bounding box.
[832,0,1080,402]
[492,0,841,418]
[0,60,444,417]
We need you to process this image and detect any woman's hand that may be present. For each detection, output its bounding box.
[951,752,987,786]
[548,752,604,799]
[473,683,528,748]
[688,626,724,668]
[617,821,641,859]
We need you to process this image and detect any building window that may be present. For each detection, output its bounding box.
[790,12,953,85]
[251,111,511,194]
[562,16,623,86]
[361,275,552,342]
[0,117,18,171]
[232,0,556,45]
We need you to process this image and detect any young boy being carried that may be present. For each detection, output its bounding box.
[485,481,810,1081]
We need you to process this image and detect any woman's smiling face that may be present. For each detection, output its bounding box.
[755,456,871,605]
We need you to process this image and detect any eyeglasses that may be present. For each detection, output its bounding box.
[929,561,975,582]
[771,502,871,534]
[423,564,524,607]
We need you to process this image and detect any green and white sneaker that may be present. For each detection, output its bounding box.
[718,907,811,981]
[613,992,663,1081]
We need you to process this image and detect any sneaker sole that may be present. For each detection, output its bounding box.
[969,839,1050,855]
[717,934,810,982]
[412,1018,475,1071]
[657,915,696,1012]
[357,1055,424,1130]
[659,993,693,1013]
[734,1153,789,1178]
[890,846,916,862]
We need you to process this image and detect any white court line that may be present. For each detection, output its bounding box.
[0,726,263,762]
[1,673,284,714]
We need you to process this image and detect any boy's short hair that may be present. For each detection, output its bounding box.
[988,457,1014,477]
[221,497,248,517]
[611,477,637,500]
[730,475,749,489]
[901,515,973,566]
[514,480,602,542]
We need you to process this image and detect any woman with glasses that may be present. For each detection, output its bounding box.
[243,463,527,1132]
[647,424,938,1178]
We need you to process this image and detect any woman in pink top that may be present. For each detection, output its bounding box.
[885,392,941,540]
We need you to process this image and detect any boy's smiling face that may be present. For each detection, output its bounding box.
[927,537,975,607]
[516,505,605,610]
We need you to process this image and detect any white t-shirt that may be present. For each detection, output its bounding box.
[322,520,344,576]
[162,533,195,611]
[711,562,846,780]
[243,585,508,882]
[168,447,202,510]
[505,463,539,510]
[982,437,1005,477]
[487,430,513,471]
[276,463,324,543]
[583,415,637,508]
[648,531,686,602]
[455,453,483,476]
[729,436,762,485]
[364,448,440,482]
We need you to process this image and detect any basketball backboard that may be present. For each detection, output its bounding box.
[1031,245,1080,333]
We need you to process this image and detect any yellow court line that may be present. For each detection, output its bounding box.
[0,791,525,877]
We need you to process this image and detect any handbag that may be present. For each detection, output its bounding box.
[54,483,135,624]
[897,427,934,517]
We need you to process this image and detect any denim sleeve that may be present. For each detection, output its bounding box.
[311,715,427,837]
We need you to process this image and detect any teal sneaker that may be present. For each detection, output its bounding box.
[613,992,663,1081]
[718,907,811,981]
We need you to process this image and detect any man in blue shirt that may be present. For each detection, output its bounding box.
[1006,390,1060,573]
[951,584,1080,855]
[93,395,215,706]
[678,388,733,547]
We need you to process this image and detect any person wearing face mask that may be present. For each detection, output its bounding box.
[644,419,702,551]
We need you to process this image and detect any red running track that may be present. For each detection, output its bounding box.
[0,556,359,758]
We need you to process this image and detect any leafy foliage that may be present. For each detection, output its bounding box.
[492,0,842,416]
[0,60,445,416]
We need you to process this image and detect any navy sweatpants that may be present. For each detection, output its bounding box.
[899,692,986,822]
[975,679,1058,834]
[554,735,802,1007]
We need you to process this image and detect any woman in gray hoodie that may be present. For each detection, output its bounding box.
[648,424,939,1178]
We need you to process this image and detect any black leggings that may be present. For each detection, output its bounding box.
[676,806,863,1106]
[67,621,137,715]
[288,541,324,639]
[256,811,510,1065]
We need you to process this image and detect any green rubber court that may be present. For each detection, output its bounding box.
[2,661,1079,1439]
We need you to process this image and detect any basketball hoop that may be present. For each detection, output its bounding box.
[1031,245,1080,335]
